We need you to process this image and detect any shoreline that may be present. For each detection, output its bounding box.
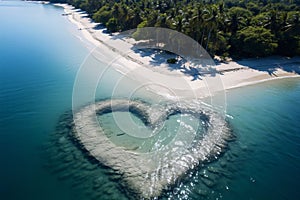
[54,3,300,100]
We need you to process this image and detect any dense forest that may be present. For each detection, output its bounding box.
[50,0,300,58]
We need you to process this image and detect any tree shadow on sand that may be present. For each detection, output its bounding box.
[132,48,221,81]
[75,21,300,80]
[234,57,300,76]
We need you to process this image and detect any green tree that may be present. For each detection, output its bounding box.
[59,0,300,58]
[93,6,111,24]
[227,7,252,34]
[237,26,278,57]
[106,18,119,32]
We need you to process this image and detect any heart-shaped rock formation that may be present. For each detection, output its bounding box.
[73,99,231,198]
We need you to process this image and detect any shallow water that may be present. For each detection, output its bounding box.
[1,1,300,200]
[98,112,202,153]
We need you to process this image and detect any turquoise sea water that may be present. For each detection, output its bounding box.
[0,1,88,199]
[219,79,300,200]
[1,1,300,199]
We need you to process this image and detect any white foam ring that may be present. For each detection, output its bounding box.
[72,99,231,199]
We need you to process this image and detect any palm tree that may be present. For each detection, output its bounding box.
[227,7,252,34]
[203,5,219,51]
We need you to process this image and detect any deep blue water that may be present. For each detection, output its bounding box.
[0,1,89,199]
[223,79,300,200]
[0,1,300,200]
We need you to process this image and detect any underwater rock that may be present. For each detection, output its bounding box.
[207,166,221,174]
[195,188,209,197]
[220,161,227,168]
[200,177,216,188]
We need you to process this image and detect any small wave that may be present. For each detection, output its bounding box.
[226,114,234,119]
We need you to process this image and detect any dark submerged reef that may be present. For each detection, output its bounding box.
[41,100,238,199]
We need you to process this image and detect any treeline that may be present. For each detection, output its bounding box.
[51,0,300,58]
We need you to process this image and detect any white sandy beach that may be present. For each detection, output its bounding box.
[55,3,300,100]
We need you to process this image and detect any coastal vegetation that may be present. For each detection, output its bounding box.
[51,0,300,58]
